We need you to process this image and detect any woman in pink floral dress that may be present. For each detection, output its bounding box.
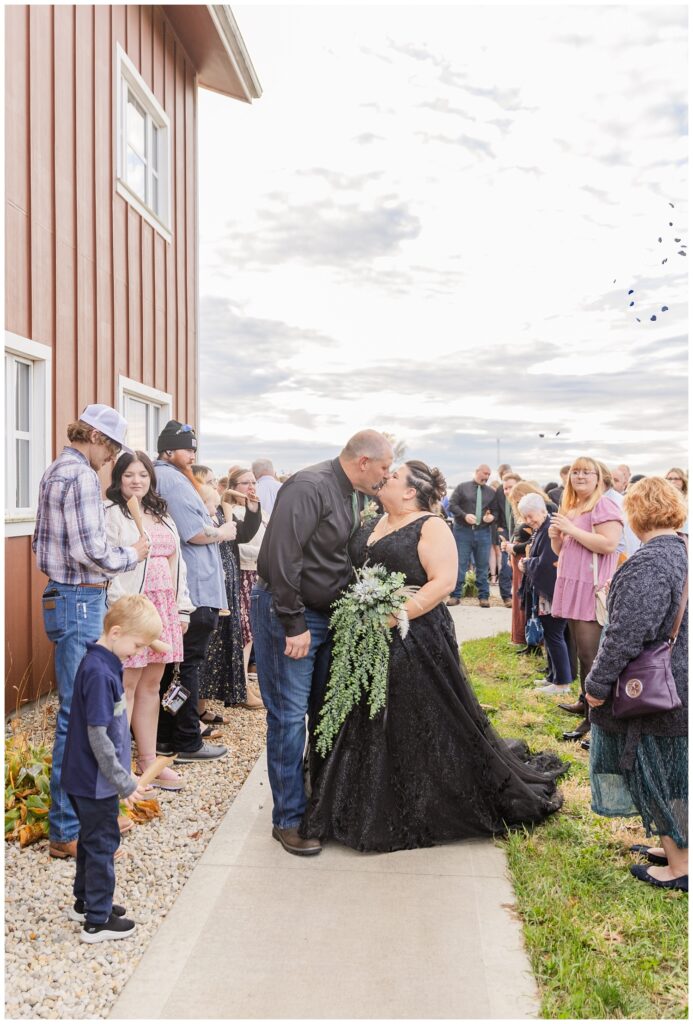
[105,452,194,790]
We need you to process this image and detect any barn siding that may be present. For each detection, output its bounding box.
[5,4,200,706]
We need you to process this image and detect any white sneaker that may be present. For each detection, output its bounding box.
[534,683,571,694]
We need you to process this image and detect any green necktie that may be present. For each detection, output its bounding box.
[505,498,513,535]
[350,491,360,536]
[475,485,483,526]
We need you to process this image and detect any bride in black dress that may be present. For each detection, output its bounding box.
[301,460,565,853]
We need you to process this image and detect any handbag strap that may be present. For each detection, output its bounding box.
[591,524,600,591]
[669,533,688,644]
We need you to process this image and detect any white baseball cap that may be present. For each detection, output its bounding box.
[79,404,133,454]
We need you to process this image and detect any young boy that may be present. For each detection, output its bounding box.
[61,594,165,942]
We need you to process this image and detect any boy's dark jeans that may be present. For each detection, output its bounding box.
[157,606,219,753]
[69,794,120,923]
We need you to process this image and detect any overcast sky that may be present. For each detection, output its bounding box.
[197,4,687,486]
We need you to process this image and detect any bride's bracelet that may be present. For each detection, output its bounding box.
[407,596,425,614]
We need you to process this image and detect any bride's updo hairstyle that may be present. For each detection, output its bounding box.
[404,461,447,511]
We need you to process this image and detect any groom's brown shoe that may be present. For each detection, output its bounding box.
[272,826,322,856]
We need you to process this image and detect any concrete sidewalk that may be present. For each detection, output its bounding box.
[111,606,540,1020]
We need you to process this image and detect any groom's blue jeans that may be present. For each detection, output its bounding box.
[452,524,492,600]
[250,587,332,829]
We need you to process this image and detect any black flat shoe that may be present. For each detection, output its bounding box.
[580,739,590,751]
[561,720,590,741]
[630,844,668,866]
[630,864,688,891]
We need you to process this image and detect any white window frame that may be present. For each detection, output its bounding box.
[115,44,172,242]
[118,376,173,460]
[5,332,52,538]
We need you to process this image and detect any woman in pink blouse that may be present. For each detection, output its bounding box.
[549,457,623,744]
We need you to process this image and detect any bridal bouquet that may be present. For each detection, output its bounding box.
[314,565,419,756]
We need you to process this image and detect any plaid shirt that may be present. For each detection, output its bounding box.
[32,448,137,584]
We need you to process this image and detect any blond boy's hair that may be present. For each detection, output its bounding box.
[104,595,162,641]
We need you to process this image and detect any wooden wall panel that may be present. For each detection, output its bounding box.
[111,5,128,388]
[53,5,77,430]
[174,45,186,417]
[5,3,203,707]
[28,6,54,349]
[75,5,96,412]
[152,7,167,394]
[94,4,114,406]
[5,540,54,706]
[185,62,196,425]
[5,6,31,339]
[164,19,176,400]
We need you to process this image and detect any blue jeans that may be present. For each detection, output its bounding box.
[540,614,573,685]
[498,548,513,601]
[69,793,120,923]
[452,525,492,600]
[250,587,332,829]
[42,582,106,841]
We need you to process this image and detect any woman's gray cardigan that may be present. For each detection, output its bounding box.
[585,534,687,745]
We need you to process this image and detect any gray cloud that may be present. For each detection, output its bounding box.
[199,295,335,413]
[353,132,385,145]
[296,168,384,191]
[219,194,421,270]
[415,130,495,157]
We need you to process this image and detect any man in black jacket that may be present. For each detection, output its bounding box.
[447,464,496,607]
[252,430,393,856]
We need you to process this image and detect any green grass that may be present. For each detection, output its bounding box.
[462,633,688,1020]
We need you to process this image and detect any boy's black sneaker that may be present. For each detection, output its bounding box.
[80,913,136,943]
[68,900,126,923]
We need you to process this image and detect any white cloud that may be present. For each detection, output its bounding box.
[197,5,687,482]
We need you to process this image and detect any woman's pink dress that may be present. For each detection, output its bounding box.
[551,496,624,622]
[123,519,184,668]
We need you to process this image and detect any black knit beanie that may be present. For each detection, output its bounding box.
[157,420,198,452]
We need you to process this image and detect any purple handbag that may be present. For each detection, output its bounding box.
[612,539,687,719]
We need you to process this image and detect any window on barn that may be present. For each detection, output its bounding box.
[118,377,173,460]
[115,45,171,241]
[4,333,52,537]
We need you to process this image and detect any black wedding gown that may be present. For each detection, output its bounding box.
[300,515,565,852]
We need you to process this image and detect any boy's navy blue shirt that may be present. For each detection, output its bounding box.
[62,642,131,799]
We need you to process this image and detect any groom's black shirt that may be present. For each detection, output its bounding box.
[257,458,359,637]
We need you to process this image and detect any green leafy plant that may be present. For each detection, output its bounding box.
[315,565,417,755]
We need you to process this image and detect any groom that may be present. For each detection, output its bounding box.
[251,430,394,856]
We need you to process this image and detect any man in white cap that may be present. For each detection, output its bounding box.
[33,405,150,859]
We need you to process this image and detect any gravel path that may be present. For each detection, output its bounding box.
[5,694,266,1020]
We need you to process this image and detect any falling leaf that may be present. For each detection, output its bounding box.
[678,251,687,256]
[650,315,657,321]
[628,289,634,295]
[675,237,681,242]
[636,317,641,322]
[629,301,634,307]
[662,258,668,264]
[669,201,675,207]
[658,237,662,242]
[662,306,669,312]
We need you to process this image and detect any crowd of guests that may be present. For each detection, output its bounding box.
[442,456,688,893]
[32,404,285,940]
[31,404,688,941]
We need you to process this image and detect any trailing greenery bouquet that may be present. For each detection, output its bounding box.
[315,565,419,756]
